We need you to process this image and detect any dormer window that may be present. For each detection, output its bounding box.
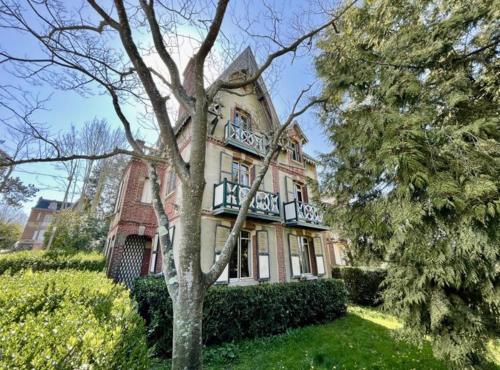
[290,141,301,162]
[48,202,57,210]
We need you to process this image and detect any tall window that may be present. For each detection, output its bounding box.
[234,108,251,130]
[141,177,152,203]
[290,142,301,162]
[294,182,304,203]
[231,161,249,186]
[229,230,252,280]
[289,235,314,277]
[166,171,176,195]
[299,237,312,274]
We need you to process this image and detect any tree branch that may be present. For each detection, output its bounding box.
[0,147,145,167]
[209,0,358,97]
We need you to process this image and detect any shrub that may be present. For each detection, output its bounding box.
[331,266,387,306]
[132,277,348,358]
[0,250,105,275]
[43,209,109,253]
[0,269,149,369]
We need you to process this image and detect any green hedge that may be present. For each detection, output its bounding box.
[132,277,348,358]
[331,266,387,306]
[0,269,149,369]
[0,250,105,275]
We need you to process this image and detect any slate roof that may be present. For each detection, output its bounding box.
[34,197,72,210]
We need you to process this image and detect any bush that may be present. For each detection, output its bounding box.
[332,266,387,306]
[44,209,109,253]
[0,269,149,369]
[0,250,105,275]
[132,277,348,358]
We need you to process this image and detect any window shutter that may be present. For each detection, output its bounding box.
[285,176,295,202]
[257,230,270,280]
[250,164,256,186]
[288,234,301,277]
[215,225,230,283]
[220,152,233,182]
[303,184,309,203]
[313,237,325,276]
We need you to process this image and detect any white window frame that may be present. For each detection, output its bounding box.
[229,230,253,281]
[231,161,250,186]
[141,177,153,203]
[290,142,301,162]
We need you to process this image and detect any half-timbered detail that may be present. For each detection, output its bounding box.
[105,48,347,287]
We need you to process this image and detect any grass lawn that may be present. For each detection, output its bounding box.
[153,306,500,370]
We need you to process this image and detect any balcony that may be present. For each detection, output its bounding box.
[283,200,329,230]
[213,179,281,222]
[224,122,267,156]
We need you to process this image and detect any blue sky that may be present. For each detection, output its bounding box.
[0,1,332,214]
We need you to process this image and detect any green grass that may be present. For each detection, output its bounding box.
[153,306,500,370]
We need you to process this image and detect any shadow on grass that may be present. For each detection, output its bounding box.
[152,306,500,370]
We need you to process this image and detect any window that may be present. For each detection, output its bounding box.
[231,161,249,186]
[37,230,45,241]
[299,237,312,274]
[234,108,251,130]
[43,214,53,224]
[114,179,125,212]
[229,230,252,280]
[48,202,58,210]
[141,177,152,203]
[294,182,304,203]
[290,142,301,162]
[166,171,176,195]
[289,235,313,277]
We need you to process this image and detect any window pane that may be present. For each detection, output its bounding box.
[231,162,239,183]
[240,164,249,185]
[229,245,238,279]
[240,238,250,278]
[300,237,311,274]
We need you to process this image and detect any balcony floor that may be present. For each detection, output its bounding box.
[225,138,264,157]
[213,206,281,222]
[284,220,330,231]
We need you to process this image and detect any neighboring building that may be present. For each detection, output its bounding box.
[18,197,71,249]
[105,48,344,287]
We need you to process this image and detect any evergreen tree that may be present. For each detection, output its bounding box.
[316,0,499,366]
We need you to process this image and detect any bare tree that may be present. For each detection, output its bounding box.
[0,0,356,368]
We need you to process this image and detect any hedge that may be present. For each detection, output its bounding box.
[132,277,348,358]
[0,269,149,369]
[0,250,105,275]
[331,266,387,306]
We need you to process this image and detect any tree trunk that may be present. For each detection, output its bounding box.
[170,182,206,370]
[171,290,204,370]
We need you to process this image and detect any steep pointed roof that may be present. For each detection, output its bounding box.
[174,47,280,134]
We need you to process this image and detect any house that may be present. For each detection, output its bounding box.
[18,197,71,249]
[105,48,345,287]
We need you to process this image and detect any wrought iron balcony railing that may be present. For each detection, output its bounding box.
[283,200,328,229]
[224,122,267,155]
[213,179,280,218]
